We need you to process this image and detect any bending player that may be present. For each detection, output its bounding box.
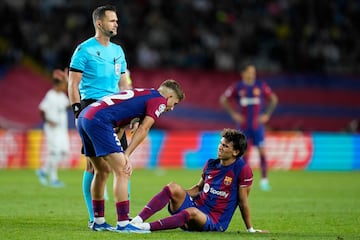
[76,80,184,232]
[131,128,268,233]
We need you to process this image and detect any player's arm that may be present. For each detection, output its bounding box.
[186,178,204,198]
[266,92,278,116]
[119,72,131,90]
[68,71,83,117]
[238,188,268,234]
[220,91,235,116]
[220,94,244,124]
[124,116,155,157]
[238,166,268,233]
[39,110,57,127]
[238,185,253,230]
[259,92,278,124]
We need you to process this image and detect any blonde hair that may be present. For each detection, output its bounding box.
[160,79,185,101]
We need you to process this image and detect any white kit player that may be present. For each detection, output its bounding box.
[36,68,70,187]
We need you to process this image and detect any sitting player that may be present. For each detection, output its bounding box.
[131,128,268,233]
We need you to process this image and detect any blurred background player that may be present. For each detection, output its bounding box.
[220,63,278,191]
[76,80,184,232]
[131,128,267,233]
[68,5,131,228]
[36,68,70,187]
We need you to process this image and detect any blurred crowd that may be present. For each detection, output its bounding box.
[1,0,360,73]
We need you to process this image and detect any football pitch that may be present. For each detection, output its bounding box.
[0,169,359,240]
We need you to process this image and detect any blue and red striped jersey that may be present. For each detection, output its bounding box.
[79,88,167,127]
[224,80,273,129]
[194,158,253,231]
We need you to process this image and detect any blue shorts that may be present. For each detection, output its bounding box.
[168,193,221,232]
[243,125,265,147]
[77,117,123,157]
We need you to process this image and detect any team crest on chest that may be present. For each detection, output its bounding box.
[224,176,232,185]
[253,87,260,96]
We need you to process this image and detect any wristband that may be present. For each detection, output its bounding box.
[71,103,82,118]
[247,227,255,233]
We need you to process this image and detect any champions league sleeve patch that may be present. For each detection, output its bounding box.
[155,104,166,117]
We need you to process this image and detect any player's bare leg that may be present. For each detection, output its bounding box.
[83,157,111,228]
[168,182,188,211]
[118,131,131,200]
[102,152,132,230]
[87,156,114,231]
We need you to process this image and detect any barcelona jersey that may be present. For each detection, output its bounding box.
[224,80,273,130]
[77,88,166,157]
[193,158,253,231]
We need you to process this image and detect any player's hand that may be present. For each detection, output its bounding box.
[258,114,270,124]
[123,156,133,176]
[47,120,57,127]
[231,112,244,124]
[247,227,269,233]
[129,117,140,134]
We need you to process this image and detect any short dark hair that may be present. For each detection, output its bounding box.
[160,79,185,102]
[239,62,256,73]
[221,128,247,157]
[92,5,116,25]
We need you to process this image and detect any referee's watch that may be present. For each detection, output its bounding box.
[71,103,82,118]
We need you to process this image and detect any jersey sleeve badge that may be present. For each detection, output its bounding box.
[155,104,166,117]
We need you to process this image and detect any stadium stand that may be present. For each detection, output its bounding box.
[0,65,51,129]
[0,66,359,132]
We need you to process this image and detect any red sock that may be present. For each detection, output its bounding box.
[93,200,105,217]
[139,186,171,221]
[116,200,130,221]
[260,155,268,178]
[150,210,190,231]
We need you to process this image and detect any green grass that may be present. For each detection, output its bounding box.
[0,169,359,240]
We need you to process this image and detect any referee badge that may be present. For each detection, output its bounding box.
[115,63,120,76]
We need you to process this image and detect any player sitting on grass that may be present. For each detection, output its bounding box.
[131,128,268,233]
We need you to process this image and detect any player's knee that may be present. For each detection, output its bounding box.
[103,164,111,175]
[185,207,200,219]
[95,170,109,180]
[167,181,181,194]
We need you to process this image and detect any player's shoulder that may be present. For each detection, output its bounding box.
[255,79,269,86]
[206,158,220,167]
[235,80,246,88]
[41,89,56,103]
[46,89,57,97]
[133,88,156,95]
[234,157,251,170]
